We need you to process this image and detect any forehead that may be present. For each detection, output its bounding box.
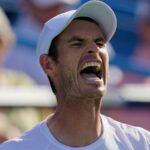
[57,19,106,41]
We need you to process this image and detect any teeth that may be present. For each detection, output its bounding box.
[81,62,101,71]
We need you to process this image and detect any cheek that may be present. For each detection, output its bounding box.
[59,52,80,72]
[58,66,78,95]
[102,52,109,83]
[56,56,80,91]
[101,49,109,66]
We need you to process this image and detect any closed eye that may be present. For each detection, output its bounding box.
[70,42,83,47]
[95,36,106,48]
[68,37,84,48]
[96,42,105,48]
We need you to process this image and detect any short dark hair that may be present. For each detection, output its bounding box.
[48,36,59,62]
[75,17,99,25]
[47,36,59,94]
[47,17,104,94]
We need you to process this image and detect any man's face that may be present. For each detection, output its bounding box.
[52,19,109,100]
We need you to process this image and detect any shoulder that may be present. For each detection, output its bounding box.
[103,115,150,138]
[0,121,48,150]
[102,115,150,148]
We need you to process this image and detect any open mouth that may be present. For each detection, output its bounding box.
[80,62,102,80]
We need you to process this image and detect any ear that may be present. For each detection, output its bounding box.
[39,54,56,76]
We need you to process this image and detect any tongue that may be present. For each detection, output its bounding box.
[81,73,100,81]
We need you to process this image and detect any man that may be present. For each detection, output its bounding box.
[1,1,150,150]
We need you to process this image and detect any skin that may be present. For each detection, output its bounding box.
[24,0,67,25]
[40,19,109,147]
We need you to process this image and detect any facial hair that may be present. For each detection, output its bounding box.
[58,65,103,101]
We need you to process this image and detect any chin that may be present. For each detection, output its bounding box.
[79,86,106,100]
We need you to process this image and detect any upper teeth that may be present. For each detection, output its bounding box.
[81,62,101,71]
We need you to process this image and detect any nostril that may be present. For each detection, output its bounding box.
[88,50,94,53]
[87,45,99,53]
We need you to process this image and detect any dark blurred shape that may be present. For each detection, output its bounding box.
[0,135,7,144]
[0,0,20,24]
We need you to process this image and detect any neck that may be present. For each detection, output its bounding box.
[47,98,102,147]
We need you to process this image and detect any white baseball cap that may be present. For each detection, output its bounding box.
[37,0,117,58]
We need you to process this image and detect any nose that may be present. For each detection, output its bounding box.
[87,42,99,54]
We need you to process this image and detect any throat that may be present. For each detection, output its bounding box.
[47,102,102,147]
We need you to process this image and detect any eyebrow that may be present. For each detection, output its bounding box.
[68,36,106,43]
[68,36,84,43]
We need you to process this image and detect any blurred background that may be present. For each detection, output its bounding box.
[0,0,150,143]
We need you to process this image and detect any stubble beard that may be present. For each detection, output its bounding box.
[60,68,103,102]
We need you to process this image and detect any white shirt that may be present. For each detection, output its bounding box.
[0,115,150,150]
